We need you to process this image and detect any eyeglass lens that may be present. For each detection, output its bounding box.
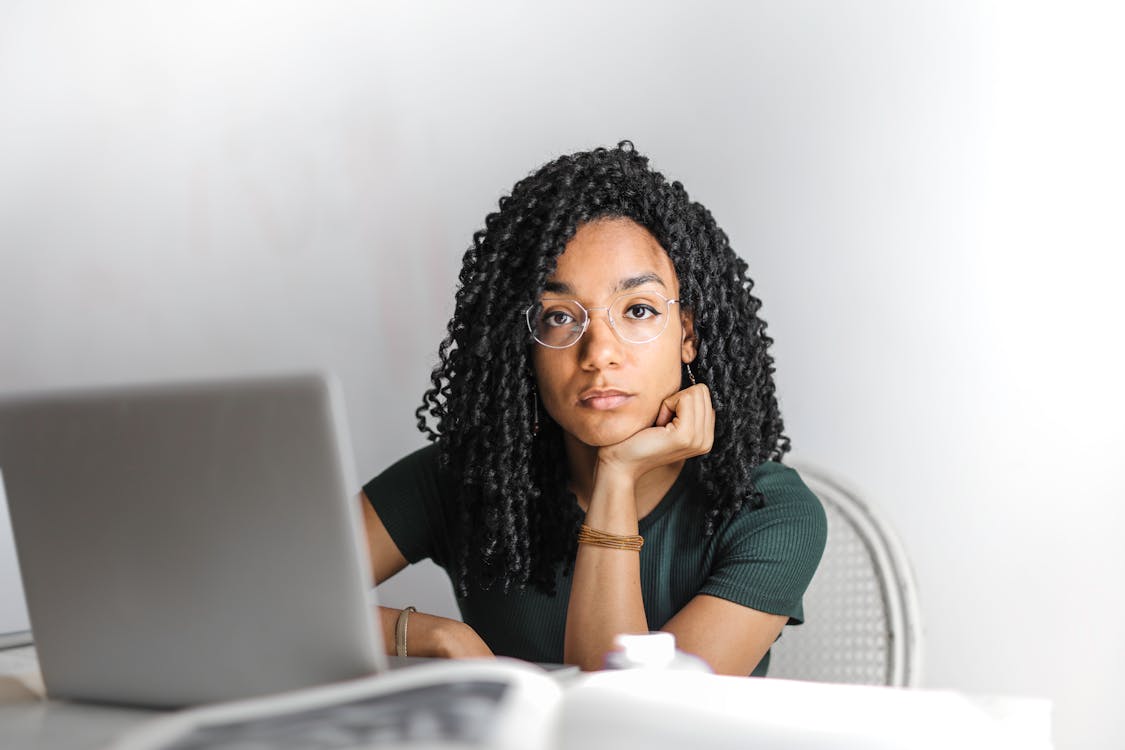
[527,293,674,348]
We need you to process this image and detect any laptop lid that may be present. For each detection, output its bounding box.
[0,373,385,707]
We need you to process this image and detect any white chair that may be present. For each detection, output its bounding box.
[767,464,923,687]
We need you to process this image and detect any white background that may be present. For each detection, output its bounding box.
[1,2,1122,748]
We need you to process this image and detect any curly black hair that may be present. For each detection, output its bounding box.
[416,141,789,597]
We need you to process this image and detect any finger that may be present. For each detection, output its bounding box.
[679,384,709,455]
[701,386,715,453]
[672,390,701,451]
[657,390,683,429]
[694,386,708,452]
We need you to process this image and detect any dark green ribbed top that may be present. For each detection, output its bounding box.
[364,444,826,676]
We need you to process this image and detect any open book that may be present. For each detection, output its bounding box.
[108,659,564,750]
[108,656,1050,750]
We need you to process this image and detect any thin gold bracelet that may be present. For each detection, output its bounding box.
[577,524,644,552]
[395,606,417,657]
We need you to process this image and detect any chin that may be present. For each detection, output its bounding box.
[564,412,655,448]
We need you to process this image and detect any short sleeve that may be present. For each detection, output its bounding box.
[361,444,456,569]
[699,462,827,624]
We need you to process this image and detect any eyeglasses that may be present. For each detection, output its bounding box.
[525,291,680,349]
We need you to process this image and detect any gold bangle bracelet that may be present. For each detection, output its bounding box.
[395,606,417,658]
[577,524,644,552]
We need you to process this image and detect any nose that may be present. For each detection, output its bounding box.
[577,308,622,370]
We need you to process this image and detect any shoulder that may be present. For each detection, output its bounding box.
[718,461,828,550]
[362,442,458,566]
[362,443,455,515]
[693,461,827,624]
[365,442,443,485]
[750,461,823,509]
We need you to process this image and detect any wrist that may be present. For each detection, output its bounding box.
[594,454,642,488]
[430,618,473,658]
[396,611,444,658]
[586,459,641,532]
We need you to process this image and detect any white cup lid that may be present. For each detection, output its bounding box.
[613,631,676,667]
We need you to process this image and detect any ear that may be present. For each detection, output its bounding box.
[680,310,697,363]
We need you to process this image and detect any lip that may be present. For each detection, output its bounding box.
[578,388,633,411]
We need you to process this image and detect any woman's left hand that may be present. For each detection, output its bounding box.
[597,383,715,482]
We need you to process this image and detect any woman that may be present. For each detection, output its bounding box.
[361,142,826,676]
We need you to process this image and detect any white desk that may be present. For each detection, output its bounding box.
[1,646,1053,750]
[1,646,157,750]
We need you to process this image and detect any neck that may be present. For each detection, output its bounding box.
[563,433,684,519]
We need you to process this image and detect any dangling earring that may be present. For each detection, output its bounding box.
[531,383,540,436]
[685,362,697,387]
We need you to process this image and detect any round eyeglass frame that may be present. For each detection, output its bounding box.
[524,293,681,349]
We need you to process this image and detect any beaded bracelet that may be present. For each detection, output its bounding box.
[577,524,644,552]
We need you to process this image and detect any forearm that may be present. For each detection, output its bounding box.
[376,606,493,659]
[563,469,649,670]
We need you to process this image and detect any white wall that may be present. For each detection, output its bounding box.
[1,2,1121,747]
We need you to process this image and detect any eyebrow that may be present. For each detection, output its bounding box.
[542,273,667,296]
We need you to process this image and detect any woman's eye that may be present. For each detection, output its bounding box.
[623,304,659,320]
[542,310,575,327]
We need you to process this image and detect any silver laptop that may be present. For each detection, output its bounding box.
[0,373,386,707]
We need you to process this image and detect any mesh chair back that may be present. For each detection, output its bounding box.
[767,465,922,687]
